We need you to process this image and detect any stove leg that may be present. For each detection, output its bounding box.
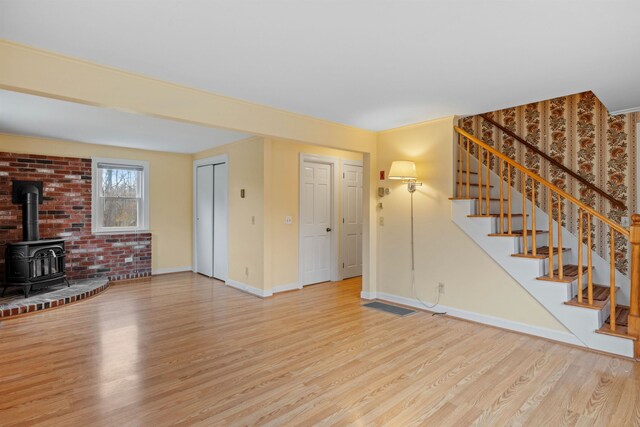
[1,285,6,297]
[65,278,71,287]
[23,285,31,298]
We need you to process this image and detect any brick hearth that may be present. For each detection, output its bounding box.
[0,278,110,318]
[0,152,151,281]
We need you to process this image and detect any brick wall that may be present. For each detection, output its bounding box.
[0,152,151,281]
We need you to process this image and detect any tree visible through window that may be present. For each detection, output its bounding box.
[100,167,140,227]
[94,161,147,231]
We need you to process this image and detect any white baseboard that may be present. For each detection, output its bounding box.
[152,266,193,275]
[226,279,273,298]
[375,292,584,348]
[272,282,302,294]
[360,291,377,300]
[225,280,302,298]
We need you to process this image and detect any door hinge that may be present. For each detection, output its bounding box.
[343,172,345,178]
[342,218,345,223]
[342,263,344,268]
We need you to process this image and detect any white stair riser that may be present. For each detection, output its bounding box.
[464,187,497,199]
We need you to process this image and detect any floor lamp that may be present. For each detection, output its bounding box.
[389,161,442,311]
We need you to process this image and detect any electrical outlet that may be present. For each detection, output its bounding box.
[438,282,445,294]
[125,257,133,263]
[285,215,293,225]
[379,216,384,226]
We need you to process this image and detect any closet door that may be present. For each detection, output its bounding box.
[196,165,214,277]
[213,163,228,281]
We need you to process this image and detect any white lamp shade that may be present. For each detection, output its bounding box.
[388,161,417,180]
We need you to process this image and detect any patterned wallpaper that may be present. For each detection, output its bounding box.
[460,91,639,273]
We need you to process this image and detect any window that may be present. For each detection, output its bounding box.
[92,158,149,233]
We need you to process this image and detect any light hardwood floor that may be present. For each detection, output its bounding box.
[1,273,639,426]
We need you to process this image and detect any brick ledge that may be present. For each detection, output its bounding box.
[0,278,109,319]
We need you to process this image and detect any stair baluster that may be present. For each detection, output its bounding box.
[531,181,537,256]
[458,138,463,197]
[507,164,512,234]
[466,138,470,198]
[499,159,504,234]
[548,188,554,278]
[587,213,593,305]
[610,229,617,332]
[522,177,528,255]
[578,209,583,304]
[485,151,490,216]
[557,197,564,280]
[478,147,483,215]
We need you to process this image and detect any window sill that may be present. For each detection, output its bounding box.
[92,229,152,236]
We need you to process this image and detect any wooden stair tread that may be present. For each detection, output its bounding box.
[597,307,636,340]
[512,246,570,259]
[564,285,615,310]
[606,306,629,327]
[456,182,494,188]
[536,265,588,283]
[449,197,505,201]
[468,213,527,218]
[457,170,478,175]
[488,229,548,237]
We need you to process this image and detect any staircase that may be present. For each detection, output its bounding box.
[452,127,640,359]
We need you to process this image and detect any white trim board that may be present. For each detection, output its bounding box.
[342,159,363,167]
[226,280,301,298]
[299,153,341,286]
[226,279,272,298]
[360,291,376,300]
[152,266,193,275]
[366,291,584,348]
[609,106,640,116]
[272,282,303,294]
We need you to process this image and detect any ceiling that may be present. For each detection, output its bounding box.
[1,0,639,132]
[0,90,250,153]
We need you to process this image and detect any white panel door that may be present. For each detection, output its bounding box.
[196,165,214,277]
[213,163,228,281]
[300,161,332,285]
[342,164,363,278]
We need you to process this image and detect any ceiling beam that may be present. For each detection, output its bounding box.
[0,39,375,153]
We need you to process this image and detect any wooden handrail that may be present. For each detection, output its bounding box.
[455,126,630,237]
[479,114,626,210]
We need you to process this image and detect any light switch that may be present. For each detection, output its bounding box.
[285,216,293,225]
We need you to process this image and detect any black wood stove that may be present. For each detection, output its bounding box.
[3,181,69,298]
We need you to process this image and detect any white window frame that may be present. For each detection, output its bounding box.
[92,157,150,234]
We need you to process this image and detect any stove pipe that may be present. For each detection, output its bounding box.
[21,184,40,242]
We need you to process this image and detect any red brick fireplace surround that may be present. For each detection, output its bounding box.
[0,152,151,281]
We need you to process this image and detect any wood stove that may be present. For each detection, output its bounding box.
[3,181,70,297]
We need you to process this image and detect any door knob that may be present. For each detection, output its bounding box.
[326,227,332,232]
